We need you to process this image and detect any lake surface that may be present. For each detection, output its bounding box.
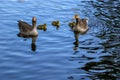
[0,0,120,80]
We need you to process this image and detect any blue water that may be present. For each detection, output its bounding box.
[0,0,120,80]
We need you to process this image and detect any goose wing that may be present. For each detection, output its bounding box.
[78,19,88,29]
[18,20,33,33]
[81,19,88,26]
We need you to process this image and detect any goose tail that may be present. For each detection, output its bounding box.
[17,20,20,22]
[17,20,23,22]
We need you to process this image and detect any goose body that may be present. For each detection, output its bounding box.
[72,15,89,34]
[18,17,38,37]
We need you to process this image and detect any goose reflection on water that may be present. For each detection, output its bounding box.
[73,32,79,51]
[17,35,38,51]
[31,36,38,51]
[80,56,119,80]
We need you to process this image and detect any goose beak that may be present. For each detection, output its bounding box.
[72,15,76,19]
[70,16,76,21]
[32,17,37,22]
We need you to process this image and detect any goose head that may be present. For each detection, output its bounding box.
[73,14,80,19]
[32,17,37,26]
[73,14,80,25]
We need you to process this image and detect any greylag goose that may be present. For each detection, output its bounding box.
[72,15,89,34]
[72,15,89,43]
[18,17,38,37]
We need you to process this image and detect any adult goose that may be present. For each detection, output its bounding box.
[72,15,89,34]
[72,15,89,43]
[18,17,38,37]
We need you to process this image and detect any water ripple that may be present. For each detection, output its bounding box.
[0,0,120,80]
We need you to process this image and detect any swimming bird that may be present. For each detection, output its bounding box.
[17,17,38,37]
[37,23,47,31]
[52,20,60,27]
[72,15,89,43]
[68,21,76,29]
[72,15,89,34]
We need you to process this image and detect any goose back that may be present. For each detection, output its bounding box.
[73,18,89,34]
[18,20,33,34]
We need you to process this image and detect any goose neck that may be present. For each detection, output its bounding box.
[32,22,36,28]
[76,18,79,25]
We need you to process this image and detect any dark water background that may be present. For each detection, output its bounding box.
[0,0,120,80]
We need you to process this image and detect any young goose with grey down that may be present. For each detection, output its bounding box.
[18,17,38,37]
